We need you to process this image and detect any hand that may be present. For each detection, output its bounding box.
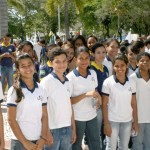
[36,139,45,150]
[23,140,37,150]
[45,131,53,147]
[104,123,112,137]
[2,53,11,58]
[71,128,76,144]
[86,91,99,98]
[132,122,139,135]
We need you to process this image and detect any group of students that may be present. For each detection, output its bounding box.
[0,34,150,150]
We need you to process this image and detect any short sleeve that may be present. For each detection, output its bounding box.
[130,78,136,95]
[7,86,17,107]
[91,70,98,89]
[102,78,110,96]
[41,86,47,106]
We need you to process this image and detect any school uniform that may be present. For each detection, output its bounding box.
[7,80,47,149]
[39,61,53,81]
[127,64,138,77]
[67,68,101,150]
[90,61,109,148]
[40,71,72,150]
[102,75,136,150]
[103,55,113,76]
[130,69,150,150]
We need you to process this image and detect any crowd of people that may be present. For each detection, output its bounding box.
[0,32,150,150]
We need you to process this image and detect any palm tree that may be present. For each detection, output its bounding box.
[45,0,91,39]
[0,0,24,38]
[0,0,8,38]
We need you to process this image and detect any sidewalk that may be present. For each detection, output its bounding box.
[2,102,12,150]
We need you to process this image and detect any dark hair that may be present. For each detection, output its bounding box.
[4,33,12,38]
[46,44,57,52]
[39,39,46,45]
[91,42,106,54]
[106,38,120,47]
[120,45,127,54]
[71,35,87,48]
[126,44,139,55]
[87,35,98,42]
[49,47,67,62]
[136,52,150,62]
[112,53,128,65]
[13,54,35,103]
[145,38,150,46]
[18,41,33,51]
[75,46,90,57]
[132,41,144,53]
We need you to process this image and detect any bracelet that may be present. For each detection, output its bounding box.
[40,136,47,141]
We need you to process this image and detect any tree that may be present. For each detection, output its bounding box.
[45,0,92,39]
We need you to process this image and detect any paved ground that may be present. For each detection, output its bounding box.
[2,102,12,150]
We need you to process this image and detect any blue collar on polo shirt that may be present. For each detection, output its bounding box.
[106,55,111,62]
[20,79,38,93]
[73,68,91,78]
[113,75,129,85]
[51,71,68,84]
[128,64,138,71]
[135,68,150,79]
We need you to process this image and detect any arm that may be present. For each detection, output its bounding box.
[0,104,4,150]
[70,91,100,105]
[102,95,112,137]
[131,94,139,134]
[7,106,37,150]
[71,106,76,144]
[36,105,50,150]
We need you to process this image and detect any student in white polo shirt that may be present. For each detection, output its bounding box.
[0,82,4,149]
[102,53,139,150]
[67,46,101,150]
[7,53,49,150]
[130,52,150,150]
[103,38,119,76]
[40,47,76,150]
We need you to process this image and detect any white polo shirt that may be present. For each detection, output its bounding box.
[40,72,72,130]
[102,75,136,122]
[130,69,150,123]
[7,80,47,141]
[67,69,98,121]
[103,55,113,76]
[0,82,4,103]
[127,64,138,77]
[34,43,42,62]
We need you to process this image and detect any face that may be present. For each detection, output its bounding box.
[137,56,150,71]
[75,39,84,48]
[76,51,90,70]
[106,41,119,58]
[21,45,33,57]
[3,36,10,45]
[18,58,35,79]
[51,54,68,74]
[94,46,106,63]
[65,48,74,62]
[113,59,128,77]
[87,37,97,50]
[127,50,137,63]
[140,46,145,52]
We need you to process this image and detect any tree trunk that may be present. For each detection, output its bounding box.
[64,0,69,40]
[0,0,8,38]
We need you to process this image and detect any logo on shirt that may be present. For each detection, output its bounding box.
[37,95,43,101]
[128,87,132,92]
[8,48,12,52]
